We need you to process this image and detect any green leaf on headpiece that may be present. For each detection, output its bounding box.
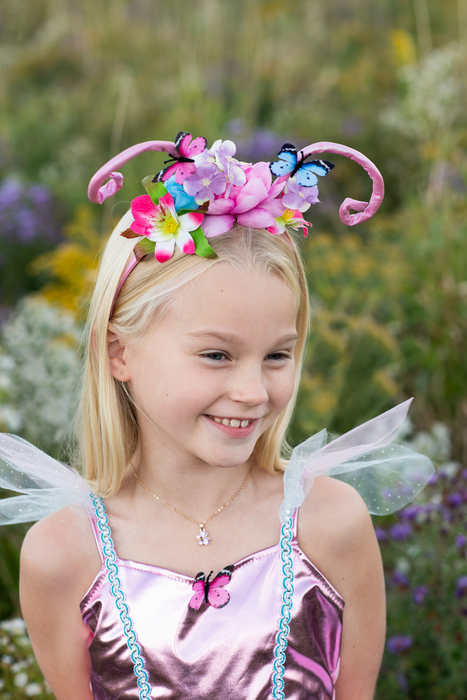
[191,227,217,259]
[134,237,155,261]
[142,176,167,205]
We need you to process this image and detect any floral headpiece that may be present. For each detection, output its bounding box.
[88,132,384,312]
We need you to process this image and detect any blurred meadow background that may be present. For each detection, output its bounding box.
[0,0,466,697]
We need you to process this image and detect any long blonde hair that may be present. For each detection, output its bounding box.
[77,213,310,496]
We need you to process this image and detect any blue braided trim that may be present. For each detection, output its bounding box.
[271,513,295,700]
[91,493,152,700]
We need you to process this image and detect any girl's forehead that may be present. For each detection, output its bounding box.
[162,265,297,338]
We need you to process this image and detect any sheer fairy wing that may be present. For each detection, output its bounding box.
[0,434,92,525]
[279,399,435,523]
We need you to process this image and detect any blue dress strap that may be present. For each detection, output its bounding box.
[90,493,152,700]
[270,509,295,700]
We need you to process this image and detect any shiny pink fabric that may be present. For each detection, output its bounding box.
[81,512,344,699]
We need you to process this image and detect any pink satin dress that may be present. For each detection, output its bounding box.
[81,508,344,700]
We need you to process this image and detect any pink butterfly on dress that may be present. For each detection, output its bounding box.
[188,565,234,610]
[154,131,207,185]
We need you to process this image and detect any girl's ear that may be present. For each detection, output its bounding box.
[107,324,131,382]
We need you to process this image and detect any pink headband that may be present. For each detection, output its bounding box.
[88,133,384,318]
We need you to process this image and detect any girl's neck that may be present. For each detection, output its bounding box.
[129,440,253,519]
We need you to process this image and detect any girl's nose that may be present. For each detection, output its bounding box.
[228,366,269,406]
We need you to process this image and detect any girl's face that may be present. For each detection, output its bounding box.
[115,264,298,469]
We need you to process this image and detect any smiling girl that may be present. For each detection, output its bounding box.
[1,134,432,700]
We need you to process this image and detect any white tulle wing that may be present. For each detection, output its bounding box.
[0,434,92,525]
[279,399,434,523]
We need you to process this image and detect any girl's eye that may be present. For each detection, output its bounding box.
[266,352,291,361]
[202,352,228,362]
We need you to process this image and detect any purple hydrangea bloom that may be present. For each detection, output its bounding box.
[389,522,412,541]
[392,569,410,587]
[387,636,413,655]
[183,163,227,203]
[413,585,428,604]
[456,534,467,549]
[455,576,467,598]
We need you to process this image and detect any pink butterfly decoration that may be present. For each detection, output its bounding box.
[188,565,234,611]
[155,131,207,185]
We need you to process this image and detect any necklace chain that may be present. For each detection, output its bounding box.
[131,459,253,546]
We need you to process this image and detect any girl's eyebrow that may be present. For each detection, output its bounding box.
[187,331,299,345]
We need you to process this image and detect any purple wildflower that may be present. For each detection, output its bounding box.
[0,177,59,245]
[397,671,409,692]
[392,569,410,588]
[374,526,387,542]
[456,534,467,549]
[455,576,467,598]
[389,522,412,541]
[400,504,422,521]
[446,492,463,509]
[387,636,413,655]
[413,585,428,604]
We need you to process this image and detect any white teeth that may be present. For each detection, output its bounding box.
[211,416,252,428]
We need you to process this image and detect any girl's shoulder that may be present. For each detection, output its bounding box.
[297,476,378,596]
[20,506,101,598]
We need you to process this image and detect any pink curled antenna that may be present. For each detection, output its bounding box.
[301,141,384,226]
[88,140,178,204]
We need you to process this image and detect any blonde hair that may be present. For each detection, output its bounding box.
[78,212,310,496]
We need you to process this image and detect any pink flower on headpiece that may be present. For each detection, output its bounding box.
[282,177,320,213]
[267,208,312,236]
[130,193,203,262]
[201,162,286,238]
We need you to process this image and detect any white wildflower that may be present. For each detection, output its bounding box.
[14,671,29,687]
[0,297,82,452]
[26,683,43,696]
[11,661,28,672]
[0,617,27,635]
[1,654,14,663]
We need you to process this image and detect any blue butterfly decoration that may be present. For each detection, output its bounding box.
[270,143,335,187]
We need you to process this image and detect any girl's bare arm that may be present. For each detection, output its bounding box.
[20,507,101,700]
[299,477,386,700]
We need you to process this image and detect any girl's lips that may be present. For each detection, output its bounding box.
[205,415,258,438]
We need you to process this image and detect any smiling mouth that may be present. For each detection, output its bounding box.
[209,416,255,429]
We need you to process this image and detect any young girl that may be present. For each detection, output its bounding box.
[1,133,432,700]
